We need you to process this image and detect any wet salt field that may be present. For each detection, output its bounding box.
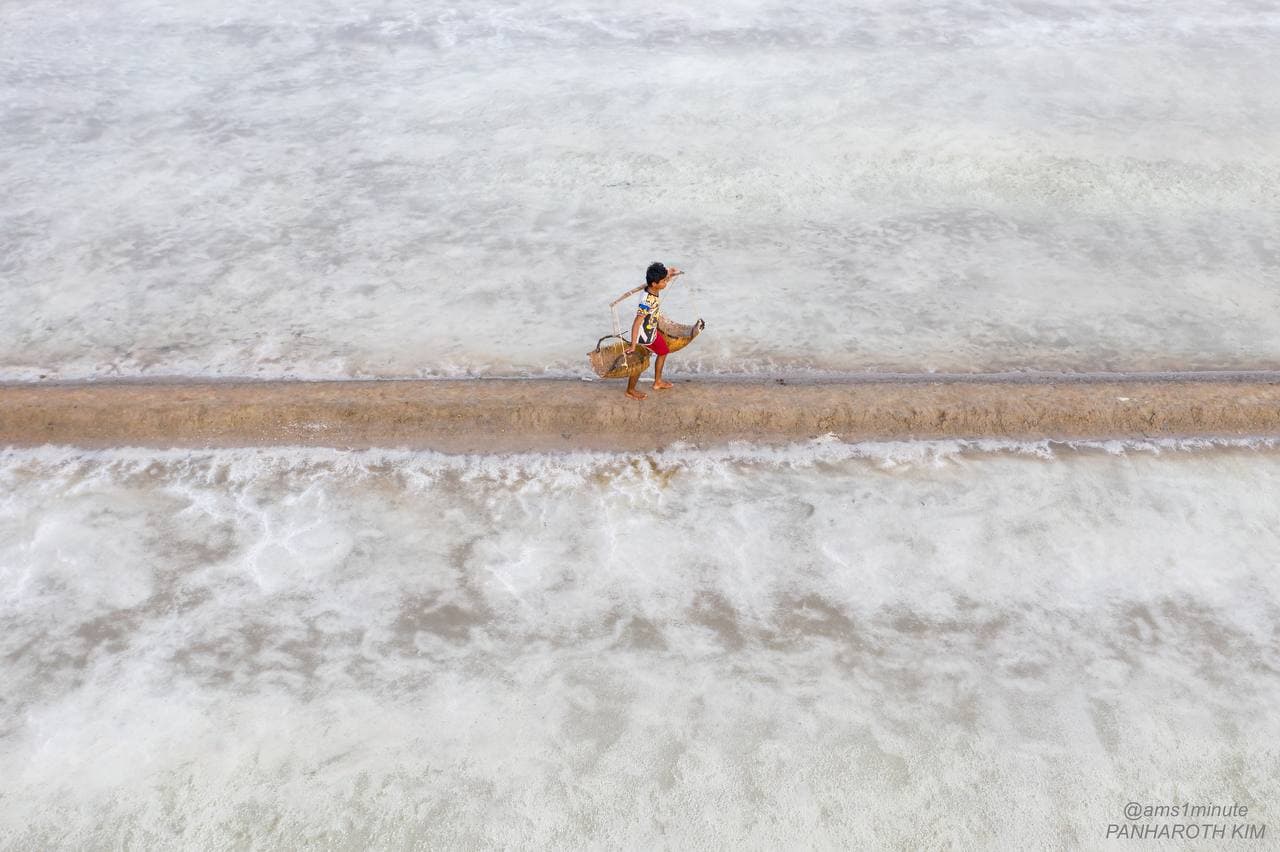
[2,0,1279,380]
[2,442,1279,847]
[3,0,1280,847]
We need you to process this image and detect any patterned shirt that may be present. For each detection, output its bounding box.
[635,289,661,344]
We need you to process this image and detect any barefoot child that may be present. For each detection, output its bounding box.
[624,262,683,401]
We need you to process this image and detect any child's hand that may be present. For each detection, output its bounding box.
[625,345,636,354]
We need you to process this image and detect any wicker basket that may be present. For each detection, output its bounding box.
[588,335,651,379]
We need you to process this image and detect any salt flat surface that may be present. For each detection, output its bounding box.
[3,1,1278,380]
[2,441,1277,846]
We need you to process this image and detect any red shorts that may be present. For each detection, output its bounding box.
[642,332,670,356]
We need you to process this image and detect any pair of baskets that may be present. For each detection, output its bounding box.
[587,317,705,379]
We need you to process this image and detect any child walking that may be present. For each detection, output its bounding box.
[624,262,683,401]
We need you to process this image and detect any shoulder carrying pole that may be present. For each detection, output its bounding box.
[609,285,646,337]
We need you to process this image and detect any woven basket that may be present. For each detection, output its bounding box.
[588,335,651,379]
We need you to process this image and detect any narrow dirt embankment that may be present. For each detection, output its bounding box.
[2,374,1279,452]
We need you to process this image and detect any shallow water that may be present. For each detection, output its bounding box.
[2,441,1277,847]
[3,0,1279,380]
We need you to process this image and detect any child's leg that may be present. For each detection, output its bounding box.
[650,333,673,390]
[626,362,647,400]
[653,354,672,390]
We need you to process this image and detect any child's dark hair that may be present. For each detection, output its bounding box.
[646,262,668,286]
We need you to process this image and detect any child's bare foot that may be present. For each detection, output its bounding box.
[626,389,647,401]
[653,379,674,390]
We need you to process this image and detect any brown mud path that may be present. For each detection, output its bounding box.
[2,374,1279,452]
